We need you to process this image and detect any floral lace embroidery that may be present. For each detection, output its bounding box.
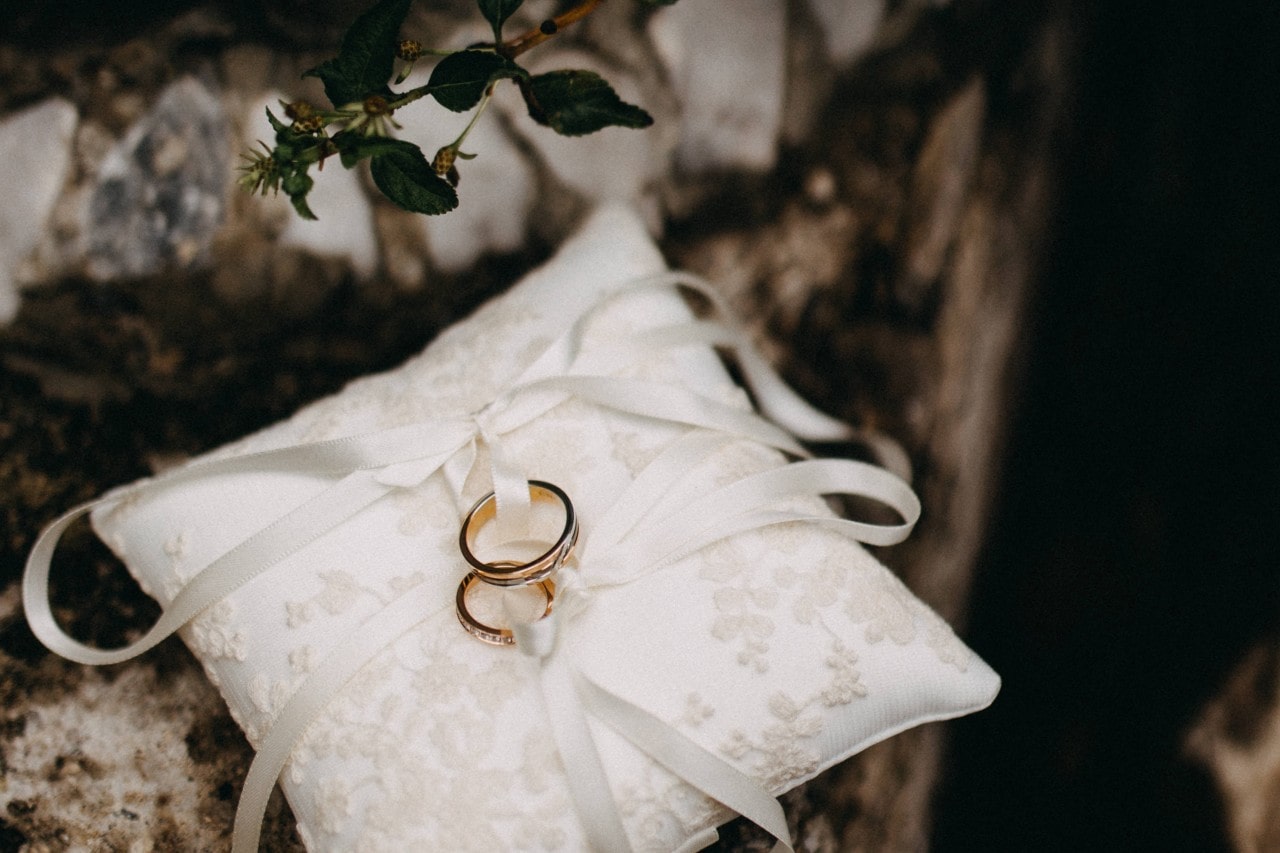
[925,620,972,671]
[710,585,778,673]
[701,537,778,672]
[285,571,362,628]
[185,599,247,662]
[289,644,318,674]
[391,484,456,537]
[843,562,920,646]
[820,641,868,707]
[616,761,721,852]
[679,693,716,728]
[286,627,581,851]
[160,529,195,600]
[716,640,865,792]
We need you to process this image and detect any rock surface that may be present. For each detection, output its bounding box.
[0,99,77,322]
[804,0,887,65]
[1187,642,1280,851]
[85,77,229,282]
[650,0,788,174]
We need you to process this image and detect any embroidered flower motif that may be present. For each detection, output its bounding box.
[709,439,779,487]
[767,691,802,722]
[821,642,868,707]
[715,637,871,794]
[753,692,823,785]
[248,672,293,719]
[771,562,800,588]
[679,693,715,728]
[163,530,189,578]
[710,586,776,673]
[360,763,512,851]
[615,761,716,850]
[289,645,318,674]
[285,569,367,628]
[315,570,361,615]
[285,600,311,629]
[411,656,472,705]
[391,486,455,537]
[697,539,748,584]
[844,567,918,645]
[608,425,667,476]
[429,709,494,766]
[789,556,844,625]
[512,404,598,477]
[757,722,821,788]
[925,619,972,671]
[764,519,811,555]
[388,572,426,596]
[186,599,247,661]
[720,729,752,760]
[313,775,355,834]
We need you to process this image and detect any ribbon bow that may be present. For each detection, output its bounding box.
[230,429,918,851]
[21,271,918,851]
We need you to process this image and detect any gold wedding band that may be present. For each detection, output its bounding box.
[455,569,555,647]
[458,480,578,587]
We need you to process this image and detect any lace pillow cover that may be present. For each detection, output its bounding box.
[24,205,1000,852]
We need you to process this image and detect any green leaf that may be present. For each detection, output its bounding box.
[428,50,525,112]
[303,0,412,107]
[281,170,317,220]
[477,0,523,42]
[266,106,290,135]
[522,70,653,136]
[370,141,459,215]
[267,107,313,161]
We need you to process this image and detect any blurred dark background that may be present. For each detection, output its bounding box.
[934,0,1279,849]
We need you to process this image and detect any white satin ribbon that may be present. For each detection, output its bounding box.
[21,270,916,852]
[232,430,918,851]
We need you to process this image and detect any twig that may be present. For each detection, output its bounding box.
[499,0,603,59]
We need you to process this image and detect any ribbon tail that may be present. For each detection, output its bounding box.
[576,675,795,853]
[514,618,633,852]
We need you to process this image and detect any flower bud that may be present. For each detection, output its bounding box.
[396,39,424,62]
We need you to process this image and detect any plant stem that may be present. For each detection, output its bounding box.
[449,86,494,153]
[499,0,603,59]
[388,86,431,112]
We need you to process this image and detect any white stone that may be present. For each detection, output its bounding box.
[501,50,664,205]
[0,98,77,322]
[85,78,228,282]
[243,92,378,279]
[805,0,887,65]
[649,0,787,173]
[393,69,535,273]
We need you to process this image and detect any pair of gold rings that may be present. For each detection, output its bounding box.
[454,481,577,647]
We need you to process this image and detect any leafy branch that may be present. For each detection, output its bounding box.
[239,0,673,219]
